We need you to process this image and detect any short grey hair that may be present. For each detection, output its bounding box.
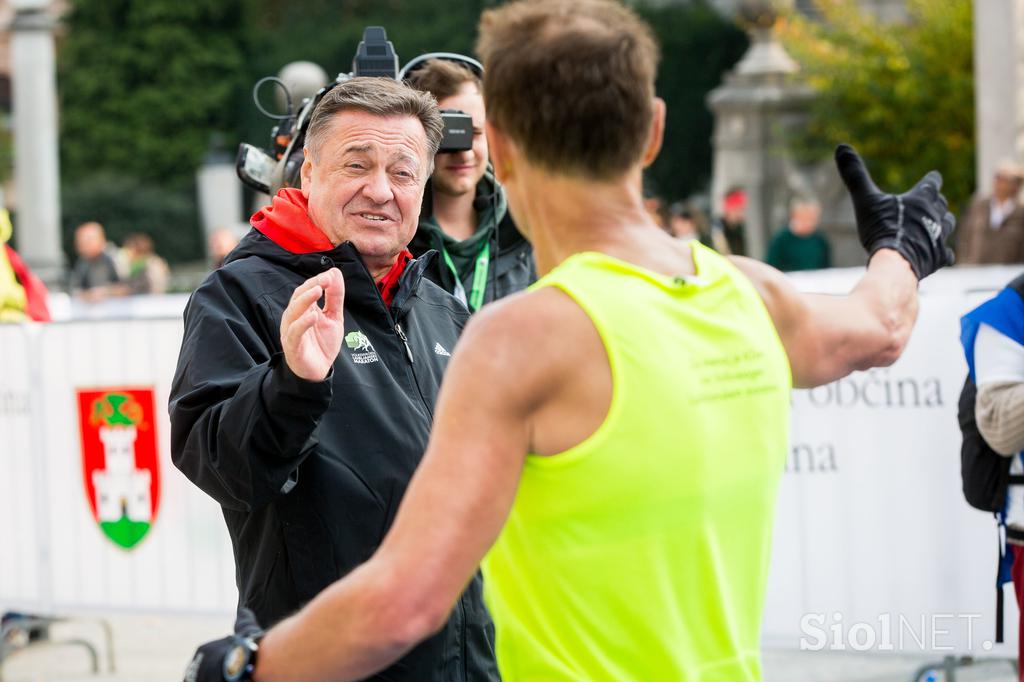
[304,78,444,169]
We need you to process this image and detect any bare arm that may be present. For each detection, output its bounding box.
[253,295,561,682]
[728,144,956,389]
[730,249,918,388]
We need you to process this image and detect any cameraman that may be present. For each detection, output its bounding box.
[406,58,535,309]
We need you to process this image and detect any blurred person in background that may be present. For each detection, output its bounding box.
[120,232,169,295]
[957,160,1024,265]
[406,57,535,309]
[765,197,832,272]
[709,187,746,255]
[644,195,669,233]
[69,221,124,301]
[667,202,700,242]
[208,226,240,270]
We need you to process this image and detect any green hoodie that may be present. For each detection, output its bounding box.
[415,168,508,282]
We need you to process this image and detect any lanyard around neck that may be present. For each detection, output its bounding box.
[441,241,490,312]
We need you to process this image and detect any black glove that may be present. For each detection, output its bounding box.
[183,633,236,682]
[182,608,263,682]
[835,143,956,280]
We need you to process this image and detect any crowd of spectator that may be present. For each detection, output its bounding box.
[68,221,170,301]
[642,158,1024,271]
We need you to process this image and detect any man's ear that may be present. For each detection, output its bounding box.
[641,98,666,169]
[486,121,515,185]
[300,152,314,197]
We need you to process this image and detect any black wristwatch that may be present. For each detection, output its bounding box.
[223,633,262,681]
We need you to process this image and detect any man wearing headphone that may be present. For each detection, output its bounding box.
[404,55,536,310]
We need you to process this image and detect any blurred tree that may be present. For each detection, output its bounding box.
[58,0,246,263]
[636,1,748,203]
[779,0,974,212]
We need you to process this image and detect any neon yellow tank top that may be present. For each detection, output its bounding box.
[481,243,792,681]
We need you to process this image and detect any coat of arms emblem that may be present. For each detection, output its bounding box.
[76,388,160,550]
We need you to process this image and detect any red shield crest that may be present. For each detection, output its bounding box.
[76,388,161,550]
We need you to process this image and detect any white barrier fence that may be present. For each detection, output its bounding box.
[0,266,1021,657]
[0,316,236,616]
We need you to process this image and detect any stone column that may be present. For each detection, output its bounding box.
[8,0,64,286]
[973,0,1024,195]
[196,145,243,251]
[707,1,813,260]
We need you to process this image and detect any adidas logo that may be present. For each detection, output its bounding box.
[434,342,451,357]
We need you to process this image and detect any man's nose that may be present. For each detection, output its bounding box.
[362,168,395,204]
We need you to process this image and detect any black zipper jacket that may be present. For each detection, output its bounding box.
[169,230,499,681]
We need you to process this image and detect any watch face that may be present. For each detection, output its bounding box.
[223,643,250,680]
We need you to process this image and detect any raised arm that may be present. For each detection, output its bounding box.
[732,145,955,389]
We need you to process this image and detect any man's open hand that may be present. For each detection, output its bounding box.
[835,143,956,280]
[280,268,346,382]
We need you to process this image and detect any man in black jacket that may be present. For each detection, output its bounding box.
[169,77,498,681]
[406,57,535,308]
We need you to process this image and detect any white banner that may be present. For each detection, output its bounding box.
[765,265,1024,656]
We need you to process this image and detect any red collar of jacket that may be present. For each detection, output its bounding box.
[251,188,334,254]
[250,188,412,306]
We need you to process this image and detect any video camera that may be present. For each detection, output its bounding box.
[237,27,482,195]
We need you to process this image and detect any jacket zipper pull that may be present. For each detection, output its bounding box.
[395,323,414,364]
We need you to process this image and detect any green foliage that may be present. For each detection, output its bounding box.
[779,0,974,211]
[59,0,246,187]
[636,2,748,202]
[58,0,246,262]
[62,174,198,265]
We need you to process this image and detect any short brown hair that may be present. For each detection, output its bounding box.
[304,77,444,163]
[405,59,482,102]
[476,0,659,180]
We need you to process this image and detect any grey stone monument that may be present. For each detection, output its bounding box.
[707,0,814,260]
[8,0,64,286]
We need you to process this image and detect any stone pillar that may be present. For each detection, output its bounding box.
[973,0,1024,195]
[9,0,64,286]
[707,2,813,260]
[196,146,244,250]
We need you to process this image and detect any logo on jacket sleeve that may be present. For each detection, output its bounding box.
[77,388,160,550]
[345,330,379,364]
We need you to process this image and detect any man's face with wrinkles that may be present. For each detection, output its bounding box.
[301,110,430,262]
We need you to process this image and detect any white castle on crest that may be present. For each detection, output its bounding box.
[92,426,152,523]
